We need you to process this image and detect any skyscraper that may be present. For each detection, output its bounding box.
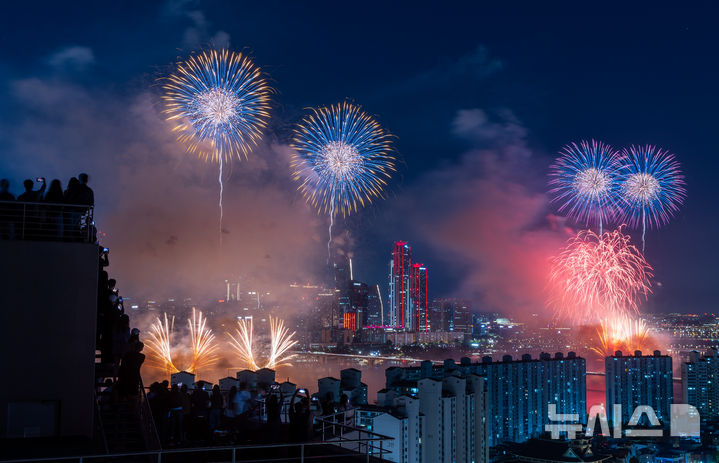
[389,241,411,329]
[409,263,428,331]
[682,349,719,422]
[366,284,384,326]
[430,298,472,333]
[605,350,673,427]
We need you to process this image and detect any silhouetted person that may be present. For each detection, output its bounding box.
[112,314,131,364]
[64,177,80,203]
[0,179,13,201]
[75,173,94,206]
[209,385,224,433]
[17,178,45,239]
[191,384,211,440]
[180,384,191,441]
[289,389,312,442]
[321,391,335,416]
[117,342,145,402]
[0,179,16,239]
[169,384,184,446]
[63,177,83,240]
[43,179,64,239]
[265,391,283,442]
[17,178,45,202]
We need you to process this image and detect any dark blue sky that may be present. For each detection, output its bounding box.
[1,2,717,315]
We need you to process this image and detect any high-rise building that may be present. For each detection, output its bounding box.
[605,350,673,427]
[338,279,368,331]
[360,364,488,463]
[366,284,384,327]
[410,263,429,332]
[333,255,352,289]
[430,298,450,332]
[386,353,586,447]
[389,241,412,329]
[682,349,719,422]
[430,298,472,333]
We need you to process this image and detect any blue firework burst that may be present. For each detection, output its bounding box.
[548,140,622,231]
[162,49,271,162]
[290,102,396,218]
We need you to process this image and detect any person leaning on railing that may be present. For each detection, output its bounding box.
[0,179,16,239]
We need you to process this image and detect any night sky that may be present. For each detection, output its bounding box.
[1,2,717,316]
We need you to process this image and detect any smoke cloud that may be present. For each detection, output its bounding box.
[5,75,325,301]
[387,108,572,319]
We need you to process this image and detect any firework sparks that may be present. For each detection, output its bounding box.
[548,140,622,234]
[144,310,217,375]
[618,145,686,250]
[291,102,395,258]
[227,316,296,370]
[145,313,179,374]
[228,318,260,370]
[163,49,272,244]
[187,308,219,374]
[266,316,298,369]
[549,227,653,325]
[162,49,271,162]
[591,314,655,358]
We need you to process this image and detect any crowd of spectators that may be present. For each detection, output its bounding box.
[96,243,145,408]
[0,174,95,241]
[144,382,317,448]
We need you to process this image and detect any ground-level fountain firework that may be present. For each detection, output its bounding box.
[590,313,658,358]
[228,316,297,370]
[145,309,297,376]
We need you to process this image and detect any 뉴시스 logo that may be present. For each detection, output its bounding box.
[545,403,700,439]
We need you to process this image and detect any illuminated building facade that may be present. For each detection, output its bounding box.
[605,350,673,426]
[430,298,472,333]
[389,241,412,329]
[386,353,586,447]
[682,349,719,422]
[410,263,428,332]
[366,284,384,326]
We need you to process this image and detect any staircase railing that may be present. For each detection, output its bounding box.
[92,389,109,454]
[137,378,161,451]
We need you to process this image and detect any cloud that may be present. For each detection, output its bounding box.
[46,46,95,70]
[5,76,324,302]
[164,0,231,50]
[388,109,571,319]
[402,45,503,93]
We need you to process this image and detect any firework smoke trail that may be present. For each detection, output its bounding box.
[228,318,260,370]
[266,316,298,369]
[146,313,179,374]
[162,49,272,245]
[187,308,219,374]
[291,102,396,257]
[549,140,622,235]
[618,145,685,252]
[327,197,335,263]
[549,227,653,325]
[591,314,652,358]
[219,155,224,245]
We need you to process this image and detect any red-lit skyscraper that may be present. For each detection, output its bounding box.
[389,241,411,329]
[410,263,429,331]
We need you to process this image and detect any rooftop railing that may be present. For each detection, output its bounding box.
[0,436,394,463]
[0,200,95,243]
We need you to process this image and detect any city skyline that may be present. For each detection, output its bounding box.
[1,3,717,318]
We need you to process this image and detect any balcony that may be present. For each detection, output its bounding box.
[0,200,95,243]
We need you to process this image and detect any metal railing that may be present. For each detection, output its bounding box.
[0,200,94,243]
[316,410,390,459]
[138,378,162,451]
[0,436,394,463]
